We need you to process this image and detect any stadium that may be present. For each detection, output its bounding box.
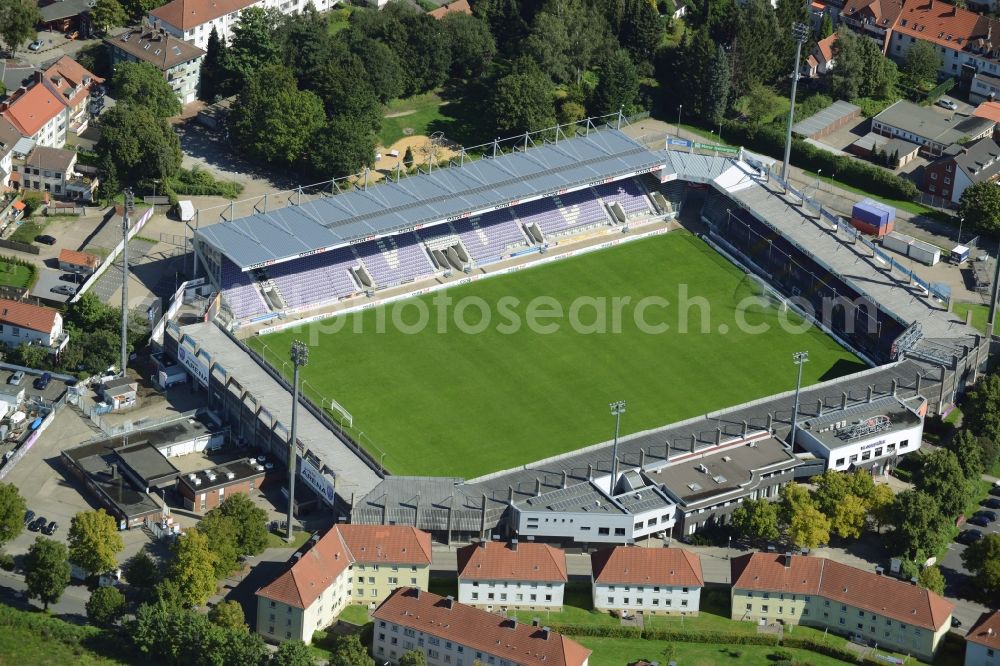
[177,114,990,542]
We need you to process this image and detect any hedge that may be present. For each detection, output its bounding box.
[719,120,919,201]
[924,78,956,106]
[546,622,781,645]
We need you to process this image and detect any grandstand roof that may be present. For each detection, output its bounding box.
[195,129,665,270]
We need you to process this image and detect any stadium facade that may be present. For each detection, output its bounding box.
[171,123,992,544]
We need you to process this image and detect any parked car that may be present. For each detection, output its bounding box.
[59,273,85,283]
[956,528,984,544]
[983,498,1000,510]
[35,234,56,245]
[974,510,998,523]
[23,509,34,526]
[33,372,51,390]
[42,521,57,535]
[937,98,959,110]
[990,485,1000,498]
[967,515,991,528]
[28,516,46,532]
[8,371,24,386]
[27,39,42,52]
[50,284,76,296]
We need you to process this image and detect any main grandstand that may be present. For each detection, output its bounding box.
[177,117,991,540]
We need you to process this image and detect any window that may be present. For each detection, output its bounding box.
[598,527,610,536]
[931,172,938,180]
[900,440,909,449]
[944,177,951,185]
[746,603,752,610]
[839,617,846,626]
[862,451,871,461]
[849,454,858,464]
[874,447,882,457]
[607,596,614,604]
[614,528,626,536]
[835,457,845,467]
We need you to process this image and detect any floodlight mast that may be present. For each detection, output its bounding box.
[789,351,809,448]
[120,189,134,378]
[287,340,309,543]
[782,22,810,183]
[610,400,626,485]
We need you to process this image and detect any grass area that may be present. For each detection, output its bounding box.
[265,529,312,550]
[8,219,47,244]
[254,232,863,478]
[661,18,686,47]
[338,604,370,625]
[678,123,736,146]
[0,259,33,288]
[511,582,620,627]
[0,605,126,665]
[643,589,755,634]
[953,302,989,334]
[579,637,856,666]
[379,92,452,147]
[944,405,963,426]
[806,169,955,220]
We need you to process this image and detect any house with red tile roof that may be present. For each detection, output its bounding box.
[804,33,839,77]
[966,610,1000,666]
[731,552,954,661]
[373,587,591,666]
[590,546,703,616]
[457,539,568,610]
[840,0,905,50]
[255,524,432,644]
[0,298,67,352]
[429,0,471,20]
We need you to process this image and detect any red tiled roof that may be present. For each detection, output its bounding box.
[841,0,904,30]
[336,524,432,565]
[731,553,954,631]
[256,525,431,610]
[817,33,838,62]
[457,541,568,583]
[59,248,99,269]
[0,298,58,334]
[429,0,472,19]
[150,0,256,31]
[2,84,66,137]
[974,101,1000,123]
[967,611,1000,649]
[373,588,591,666]
[892,0,988,51]
[43,56,102,109]
[591,546,703,587]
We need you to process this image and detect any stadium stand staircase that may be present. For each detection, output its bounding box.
[647,179,688,216]
[591,179,653,220]
[251,268,287,311]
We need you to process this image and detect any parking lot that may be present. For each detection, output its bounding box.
[939,483,1000,600]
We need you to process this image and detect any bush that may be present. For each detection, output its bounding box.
[924,78,956,106]
[0,552,13,571]
[164,167,243,199]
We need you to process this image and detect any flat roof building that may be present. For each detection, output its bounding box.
[872,101,995,158]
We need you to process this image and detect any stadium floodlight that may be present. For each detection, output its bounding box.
[789,351,809,448]
[957,217,965,245]
[610,400,626,484]
[782,22,810,183]
[676,105,683,138]
[286,340,309,543]
[119,188,134,378]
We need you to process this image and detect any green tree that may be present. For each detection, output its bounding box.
[0,482,25,547]
[313,55,381,131]
[867,483,895,532]
[330,634,372,666]
[917,565,945,596]
[705,44,732,125]
[948,429,985,478]
[473,0,528,52]
[620,0,663,64]
[730,0,780,96]
[166,529,218,608]
[112,62,182,119]
[271,640,314,666]
[96,104,182,186]
[961,533,1000,594]
[730,497,780,542]
[829,493,868,539]
[131,602,266,665]
[152,578,188,609]
[228,6,283,84]
[24,537,70,610]
[199,27,230,103]
[904,40,943,86]
[820,13,833,38]
[782,487,831,548]
[123,550,159,590]
[400,649,428,666]
[493,63,556,134]
[403,147,415,170]
[277,4,331,84]
[209,599,247,631]
[0,0,39,56]
[590,49,639,117]
[964,373,1000,441]
[830,28,863,100]
[919,448,971,517]
[91,0,126,33]
[86,585,125,626]
[350,40,405,104]
[890,490,949,559]
[524,0,613,84]
[68,509,124,576]
[442,13,496,79]
[196,509,240,578]
[308,115,376,181]
[218,493,269,556]
[743,84,777,126]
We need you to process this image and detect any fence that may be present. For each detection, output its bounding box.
[150,277,206,345]
[0,408,56,481]
[0,238,38,255]
[71,205,154,303]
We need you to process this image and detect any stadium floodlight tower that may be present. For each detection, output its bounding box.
[782,22,810,183]
[119,188,134,377]
[609,400,626,485]
[789,351,809,448]
[286,340,309,543]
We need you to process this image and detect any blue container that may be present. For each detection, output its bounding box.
[852,199,895,229]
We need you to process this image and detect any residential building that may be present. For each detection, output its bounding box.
[43,57,103,138]
[839,0,904,49]
[923,136,1000,204]
[457,539,567,611]
[175,458,265,512]
[16,146,97,200]
[972,70,1000,103]
[58,248,101,275]
[105,26,205,105]
[805,33,839,77]
[2,83,71,149]
[591,546,703,616]
[0,117,24,188]
[0,299,67,352]
[513,468,677,545]
[791,395,927,474]
[429,0,471,19]
[731,552,954,661]
[973,100,1000,123]
[966,611,1000,666]
[372,587,591,666]
[148,0,341,52]
[871,100,995,157]
[256,524,432,644]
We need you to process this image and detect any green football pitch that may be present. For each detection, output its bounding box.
[251,232,864,478]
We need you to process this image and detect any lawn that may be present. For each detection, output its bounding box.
[253,232,863,478]
[953,302,989,334]
[0,259,33,288]
[8,219,47,244]
[379,92,453,147]
[0,606,126,665]
[265,529,312,550]
[511,582,620,627]
[579,636,856,666]
[338,604,370,625]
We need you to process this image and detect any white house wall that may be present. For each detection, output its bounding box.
[457,579,565,609]
[593,582,701,615]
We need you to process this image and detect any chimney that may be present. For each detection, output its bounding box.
[784,552,793,568]
[503,617,517,629]
[875,566,884,576]
[910,577,918,585]
[508,486,514,504]
[414,588,421,598]
[511,538,518,551]
[479,538,486,549]
[443,595,453,608]
[541,626,551,640]
[531,617,541,627]
[561,470,567,488]
[34,70,42,84]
